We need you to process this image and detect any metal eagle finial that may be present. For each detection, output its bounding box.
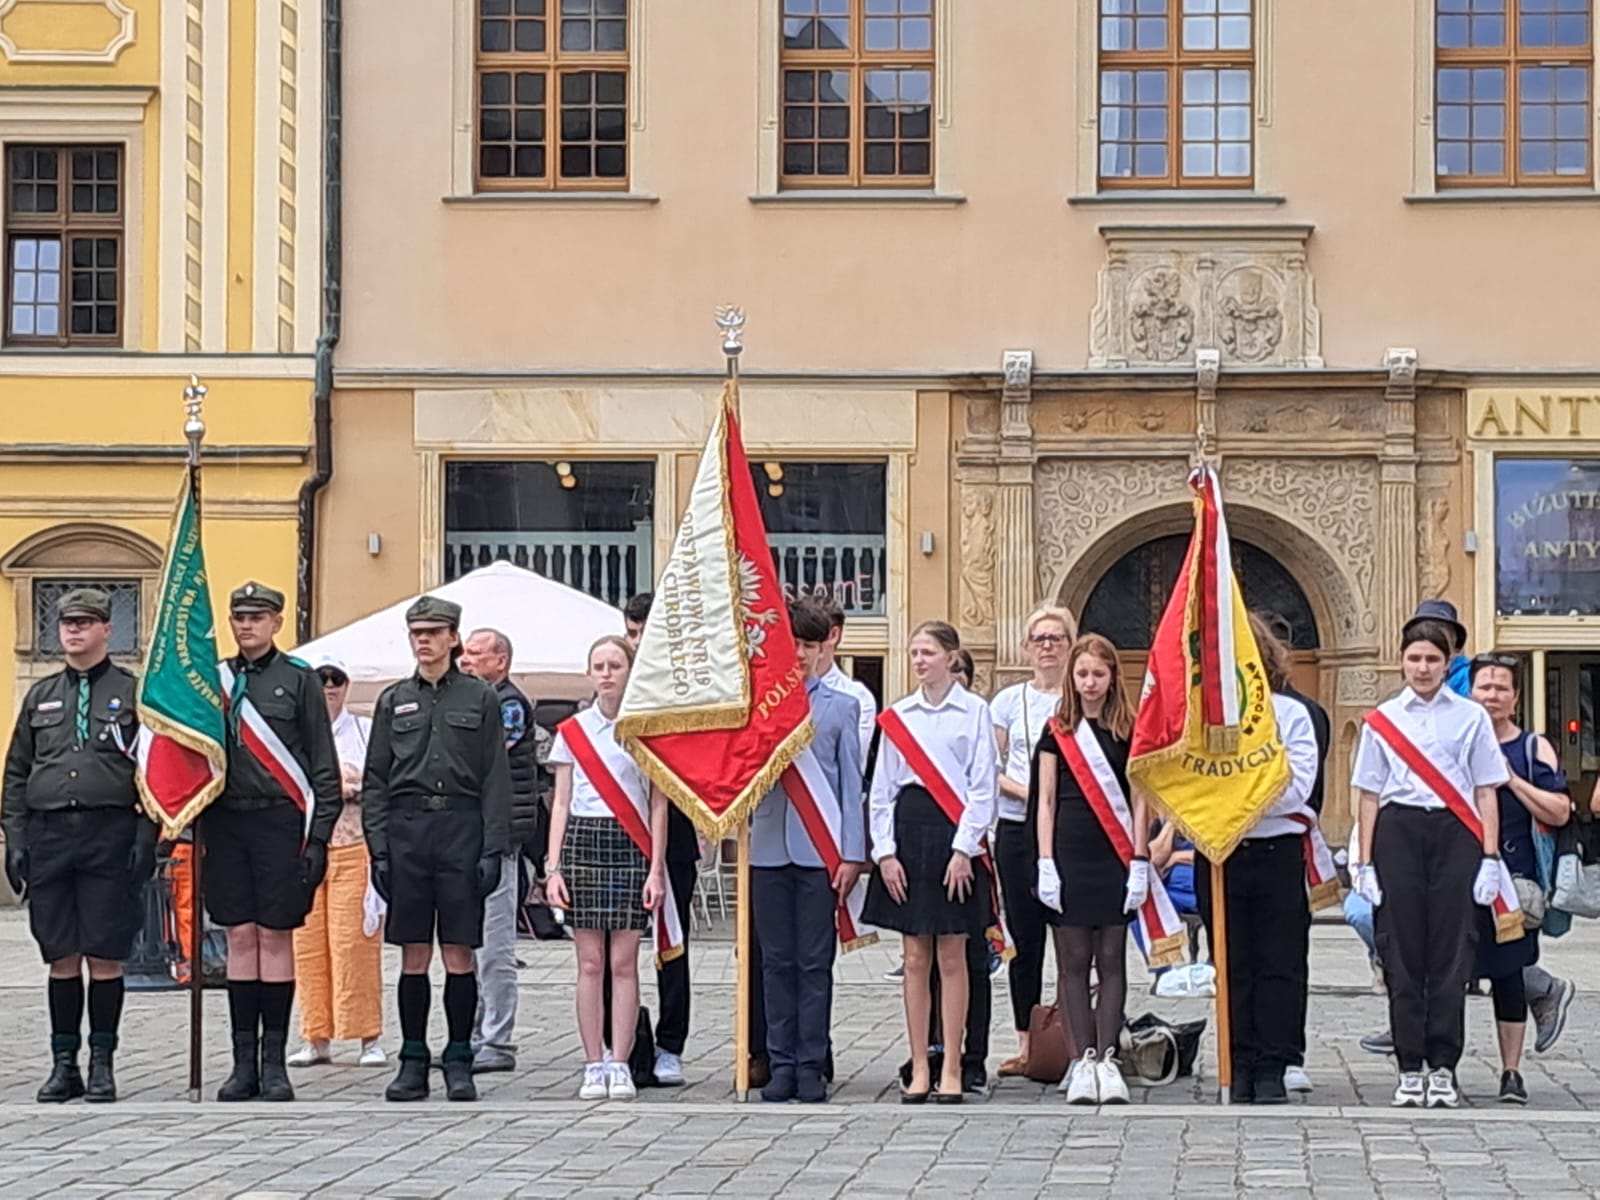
[715,307,746,379]
[183,375,207,464]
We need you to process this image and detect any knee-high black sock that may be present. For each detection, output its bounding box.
[398,973,430,1050]
[47,976,85,1046]
[87,977,124,1037]
[443,971,478,1049]
[227,979,262,1036]
[258,981,295,1034]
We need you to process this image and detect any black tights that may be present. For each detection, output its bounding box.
[1491,971,1528,1024]
[1054,924,1127,1058]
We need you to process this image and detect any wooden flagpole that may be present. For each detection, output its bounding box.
[718,309,753,1101]
[1209,858,1232,1103]
[183,377,208,1102]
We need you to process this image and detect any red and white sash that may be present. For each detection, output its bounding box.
[218,662,314,842]
[1364,704,1523,943]
[780,747,877,953]
[557,714,685,965]
[1050,718,1186,968]
[1286,812,1341,912]
[877,707,1014,960]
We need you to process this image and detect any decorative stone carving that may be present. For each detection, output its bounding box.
[1049,399,1183,436]
[1003,350,1034,393]
[1196,349,1220,403]
[964,395,1000,438]
[1385,347,1419,401]
[1000,349,1034,445]
[958,486,997,635]
[1090,225,1322,370]
[1034,458,1185,602]
[0,0,135,64]
[1220,395,1385,437]
[1336,667,1381,707]
[1416,462,1455,602]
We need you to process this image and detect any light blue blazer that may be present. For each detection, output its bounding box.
[749,679,865,869]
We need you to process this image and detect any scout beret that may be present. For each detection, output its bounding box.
[229,581,286,614]
[58,586,112,622]
[406,595,461,629]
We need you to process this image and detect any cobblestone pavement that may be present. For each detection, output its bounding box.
[0,909,1595,1197]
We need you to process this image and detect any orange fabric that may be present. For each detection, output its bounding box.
[293,843,382,1042]
[169,843,196,985]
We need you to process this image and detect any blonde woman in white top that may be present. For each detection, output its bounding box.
[988,605,1074,1077]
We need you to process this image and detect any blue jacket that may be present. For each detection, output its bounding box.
[1446,654,1471,698]
[749,678,865,869]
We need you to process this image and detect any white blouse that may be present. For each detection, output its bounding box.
[869,683,999,862]
[547,705,650,820]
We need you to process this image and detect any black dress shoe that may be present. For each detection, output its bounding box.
[900,1086,930,1105]
[962,1062,988,1095]
[748,1053,772,1090]
[386,1052,430,1102]
[84,1037,117,1103]
[1229,1073,1255,1104]
[796,1069,827,1103]
[823,1049,834,1084]
[1253,1072,1288,1105]
[217,1032,260,1102]
[761,1070,798,1102]
[258,1031,295,1102]
[37,1049,84,1104]
[934,1088,964,1105]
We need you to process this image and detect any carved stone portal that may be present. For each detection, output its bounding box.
[1090,225,1322,370]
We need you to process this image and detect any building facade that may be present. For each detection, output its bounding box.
[324,0,1600,841]
[0,0,325,726]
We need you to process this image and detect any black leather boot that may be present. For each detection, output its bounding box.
[258,1030,294,1102]
[386,1042,430,1102]
[442,1043,477,1102]
[37,1037,84,1104]
[85,1033,117,1103]
[217,1031,260,1101]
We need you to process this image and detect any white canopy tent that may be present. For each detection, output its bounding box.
[292,561,621,703]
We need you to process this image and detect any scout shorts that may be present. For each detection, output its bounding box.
[201,802,312,930]
[384,807,486,949]
[25,807,143,964]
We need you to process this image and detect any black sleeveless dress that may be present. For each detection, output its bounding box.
[1036,720,1134,929]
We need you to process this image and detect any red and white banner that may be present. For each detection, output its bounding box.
[616,381,814,838]
[1051,718,1187,968]
[218,661,313,843]
[780,747,876,953]
[1287,813,1341,912]
[1363,705,1522,942]
[877,707,1014,960]
[558,713,685,965]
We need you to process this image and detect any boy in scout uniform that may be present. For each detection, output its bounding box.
[363,596,513,1103]
[208,582,341,1103]
[2,588,155,1103]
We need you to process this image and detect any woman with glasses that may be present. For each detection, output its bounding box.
[989,606,1075,1079]
[1468,654,1572,1104]
[289,657,386,1068]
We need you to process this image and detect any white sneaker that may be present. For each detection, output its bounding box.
[1392,1072,1425,1107]
[358,1040,387,1067]
[1284,1064,1312,1094]
[1425,1068,1459,1109]
[1063,1050,1100,1105]
[607,1061,638,1100]
[654,1049,685,1085]
[1096,1052,1130,1105]
[287,1041,331,1068]
[579,1062,609,1100]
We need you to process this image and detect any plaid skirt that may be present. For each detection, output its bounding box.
[562,816,650,932]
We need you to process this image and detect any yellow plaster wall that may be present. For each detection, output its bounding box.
[1,375,312,447]
[0,0,159,86]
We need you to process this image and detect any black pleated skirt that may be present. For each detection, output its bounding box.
[861,786,989,937]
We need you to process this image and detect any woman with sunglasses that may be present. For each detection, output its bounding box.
[288,657,386,1068]
[989,605,1075,1078]
[1468,654,1573,1104]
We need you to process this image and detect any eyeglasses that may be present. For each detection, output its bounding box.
[1029,633,1067,647]
[1470,653,1520,670]
[318,672,348,688]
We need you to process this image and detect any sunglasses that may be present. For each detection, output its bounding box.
[1470,653,1520,670]
[1029,633,1067,647]
[318,671,349,688]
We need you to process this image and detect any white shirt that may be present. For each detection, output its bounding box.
[989,681,1060,823]
[823,662,878,768]
[547,705,651,820]
[1350,686,1509,810]
[869,682,999,862]
[1246,692,1319,839]
[330,708,371,772]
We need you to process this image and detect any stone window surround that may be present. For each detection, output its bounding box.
[0,88,149,352]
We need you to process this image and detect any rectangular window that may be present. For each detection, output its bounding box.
[444,459,654,606]
[780,0,935,188]
[1436,0,1593,186]
[34,579,141,656]
[475,0,629,190]
[1494,457,1600,615]
[1098,0,1255,189]
[749,461,887,615]
[4,145,123,347]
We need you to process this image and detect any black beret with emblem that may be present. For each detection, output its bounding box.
[230,581,286,614]
[405,594,462,629]
[58,586,112,622]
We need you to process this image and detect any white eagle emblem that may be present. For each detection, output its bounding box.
[737,553,780,660]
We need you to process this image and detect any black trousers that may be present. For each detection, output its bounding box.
[1372,805,1481,1073]
[1197,836,1310,1082]
[994,818,1049,1032]
[752,865,837,1074]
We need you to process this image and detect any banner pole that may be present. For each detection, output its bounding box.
[183,378,207,1104]
[1210,856,1232,1104]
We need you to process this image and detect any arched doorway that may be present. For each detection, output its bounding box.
[1079,534,1323,704]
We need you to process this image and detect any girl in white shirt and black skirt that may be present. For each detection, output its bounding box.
[862,621,999,1104]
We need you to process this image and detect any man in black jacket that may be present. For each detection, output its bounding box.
[2,587,156,1103]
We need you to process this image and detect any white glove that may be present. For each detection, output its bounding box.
[1352,863,1383,908]
[1124,859,1151,914]
[1036,859,1062,913]
[1472,857,1501,907]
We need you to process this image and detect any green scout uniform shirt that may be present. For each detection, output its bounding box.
[1,659,142,851]
[361,666,512,859]
[219,645,342,846]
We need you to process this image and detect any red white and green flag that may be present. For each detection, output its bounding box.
[135,469,226,837]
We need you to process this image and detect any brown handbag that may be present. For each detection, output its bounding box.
[1023,1003,1073,1084]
